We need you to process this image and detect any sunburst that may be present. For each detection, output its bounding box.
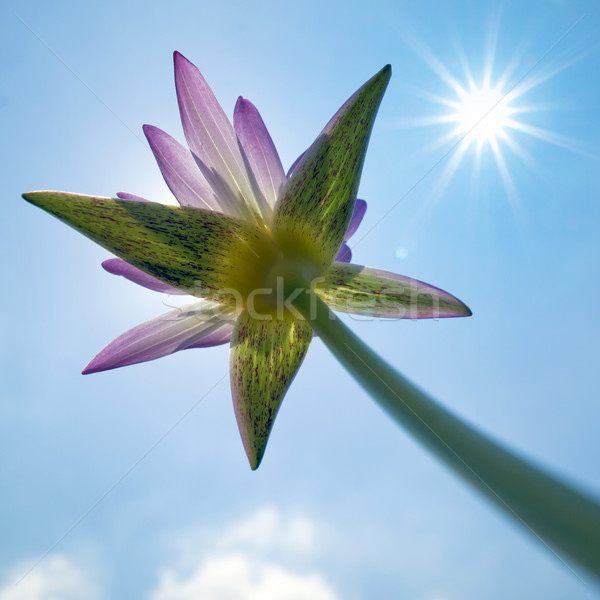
[401,30,580,209]
[449,83,513,145]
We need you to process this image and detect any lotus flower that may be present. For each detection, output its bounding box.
[23,52,470,469]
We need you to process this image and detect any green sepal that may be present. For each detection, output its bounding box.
[23,191,276,305]
[272,66,391,270]
[230,310,313,469]
[314,263,472,319]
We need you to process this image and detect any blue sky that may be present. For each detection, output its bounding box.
[2,0,600,598]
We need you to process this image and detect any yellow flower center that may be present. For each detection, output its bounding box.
[218,228,322,319]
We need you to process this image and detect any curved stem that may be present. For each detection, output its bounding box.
[293,288,600,583]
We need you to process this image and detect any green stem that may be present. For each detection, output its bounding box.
[293,288,600,582]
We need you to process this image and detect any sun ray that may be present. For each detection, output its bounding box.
[483,9,501,87]
[505,119,593,156]
[489,137,529,237]
[400,30,466,94]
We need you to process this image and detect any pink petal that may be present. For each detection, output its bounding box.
[102,258,186,295]
[173,52,258,219]
[344,199,367,241]
[335,201,367,262]
[143,124,222,211]
[116,192,151,202]
[335,244,352,262]
[286,151,306,179]
[82,302,234,374]
[234,97,285,208]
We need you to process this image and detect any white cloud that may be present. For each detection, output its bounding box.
[152,552,338,600]
[152,506,339,600]
[0,554,97,600]
[220,506,317,555]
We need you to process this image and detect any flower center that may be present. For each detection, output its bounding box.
[226,232,322,319]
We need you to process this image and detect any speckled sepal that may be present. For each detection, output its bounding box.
[22,191,273,305]
[272,66,391,269]
[314,263,472,319]
[230,311,313,469]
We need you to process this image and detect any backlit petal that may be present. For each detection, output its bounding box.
[174,52,264,222]
[234,97,285,209]
[230,311,312,469]
[344,199,367,241]
[102,258,186,294]
[143,124,223,211]
[335,244,352,263]
[286,151,305,179]
[314,263,472,319]
[116,192,150,202]
[83,300,233,373]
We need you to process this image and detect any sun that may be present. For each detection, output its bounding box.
[449,83,513,145]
